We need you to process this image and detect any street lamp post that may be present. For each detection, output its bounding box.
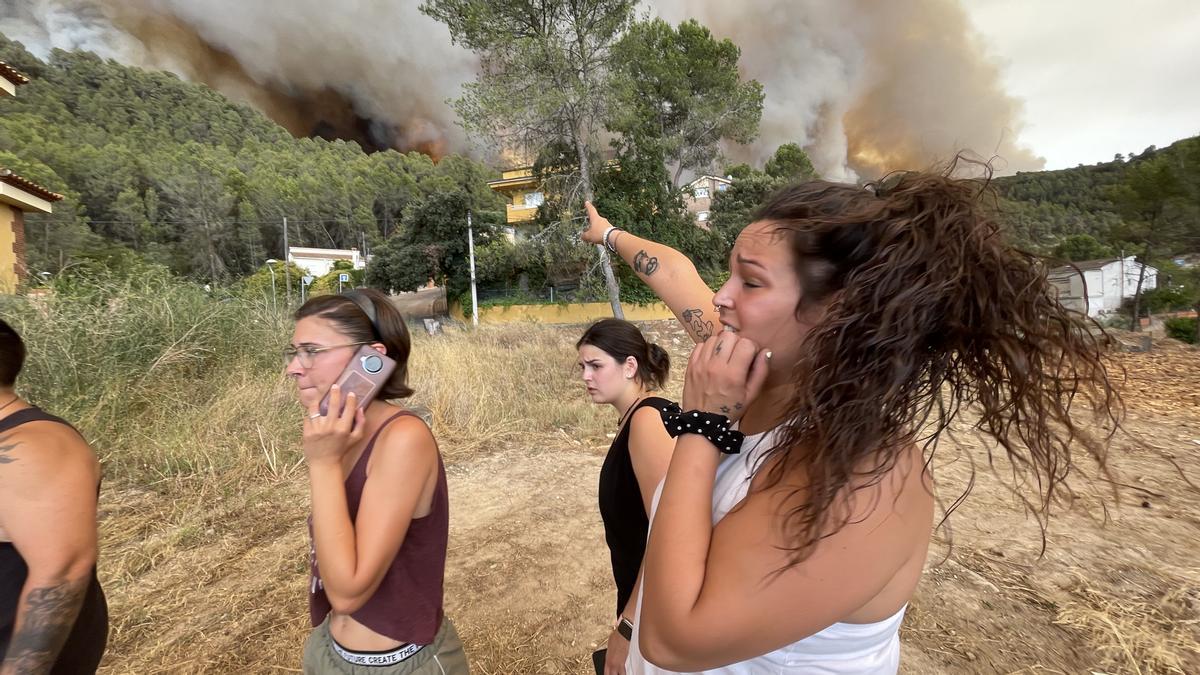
[265,259,279,315]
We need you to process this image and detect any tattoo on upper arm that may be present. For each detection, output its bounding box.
[681,309,714,341]
[4,578,89,673]
[633,250,660,276]
[0,434,18,464]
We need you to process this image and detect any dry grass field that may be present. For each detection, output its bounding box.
[5,281,1197,674]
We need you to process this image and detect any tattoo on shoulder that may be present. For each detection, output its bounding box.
[4,577,89,672]
[0,434,19,464]
[633,250,660,276]
[682,308,714,341]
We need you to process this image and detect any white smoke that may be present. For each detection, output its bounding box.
[650,0,1044,178]
[123,0,476,152]
[0,0,1043,176]
[0,0,134,60]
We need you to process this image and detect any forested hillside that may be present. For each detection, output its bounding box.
[0,34,501,282]
[2,32,1197,299]
[994,140,1199,255]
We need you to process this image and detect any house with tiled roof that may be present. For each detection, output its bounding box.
[0,61,64,291]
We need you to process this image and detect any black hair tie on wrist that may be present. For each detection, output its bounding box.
[661,404,744,454]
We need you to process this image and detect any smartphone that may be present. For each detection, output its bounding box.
[318,345,397,416]
[591,648,606,675]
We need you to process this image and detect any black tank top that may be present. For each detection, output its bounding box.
[597,396,674,617]
[0,407,108,674]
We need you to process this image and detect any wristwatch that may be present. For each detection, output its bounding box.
[616,616,634,641]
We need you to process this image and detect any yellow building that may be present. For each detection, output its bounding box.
[486,166,543,228]
[1,62,64,292]
[0,170,61,292]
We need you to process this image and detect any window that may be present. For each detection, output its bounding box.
[524,191,544,207]
[693,187,710,199]
[697,211,710,222]
[716,182,729,192]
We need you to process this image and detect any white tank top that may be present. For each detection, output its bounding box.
[627,427,905,675]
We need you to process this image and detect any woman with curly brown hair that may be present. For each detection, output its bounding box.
[581,163,1121,674]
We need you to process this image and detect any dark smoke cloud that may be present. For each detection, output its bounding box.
[2,0,474,157]
[1,0,1044,176]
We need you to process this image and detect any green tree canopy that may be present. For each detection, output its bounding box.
[608,18,763,188]
[764,143,817,182]
[1051,234,1115,261]
[365,191,502,298]
[420,0,636,314]
[707,143,818,246]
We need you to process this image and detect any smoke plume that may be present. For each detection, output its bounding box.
[1,0,1044,176]
[650,0,1044,178]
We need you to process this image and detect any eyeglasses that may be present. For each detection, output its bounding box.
[283,342,370,368]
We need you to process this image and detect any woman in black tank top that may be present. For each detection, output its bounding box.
[0,319,108,674]
[576,319,676,674]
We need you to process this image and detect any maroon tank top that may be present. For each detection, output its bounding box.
[308,410,449,645]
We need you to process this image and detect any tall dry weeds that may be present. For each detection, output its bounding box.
[2,272,618,484]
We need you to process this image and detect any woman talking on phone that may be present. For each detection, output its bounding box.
[286,289,469,675]
[581,164,1121,673]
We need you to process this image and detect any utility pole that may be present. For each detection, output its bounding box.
[283,217,293,307]
[467,210,479,328]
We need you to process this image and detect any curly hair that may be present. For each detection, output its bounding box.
[755,157,1124,565]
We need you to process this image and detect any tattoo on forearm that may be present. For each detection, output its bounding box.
[0,434,18,464]
[633,250,660,276]
[4,578,89,673]
[681,309,714,341]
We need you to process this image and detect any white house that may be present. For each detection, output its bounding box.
[682,175,733,226]
[1048,256,1158,317]
[288,246,366,278]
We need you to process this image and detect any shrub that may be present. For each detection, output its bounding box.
[1164,317,1197,344]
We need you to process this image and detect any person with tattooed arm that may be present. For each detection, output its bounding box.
[582,164,1121,673]
[0,319,107,674]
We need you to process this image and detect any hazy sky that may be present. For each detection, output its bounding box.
[962,0,1200,170]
